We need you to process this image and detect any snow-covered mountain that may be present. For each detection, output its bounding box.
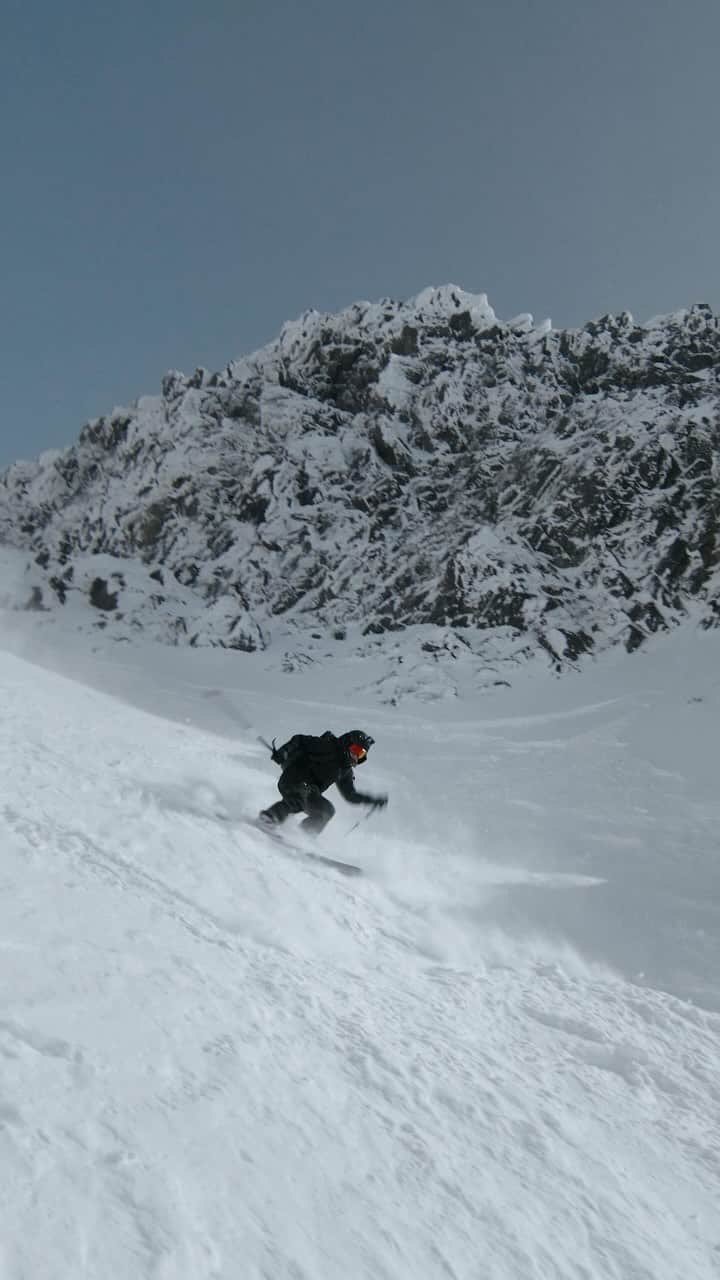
[1,288,719,1273]
[1,285,718,696]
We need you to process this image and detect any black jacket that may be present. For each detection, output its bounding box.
[273,731,375,805]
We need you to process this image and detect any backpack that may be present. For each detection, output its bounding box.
[272,730,336,768]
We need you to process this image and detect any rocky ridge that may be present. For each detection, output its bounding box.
[0,285,718,698]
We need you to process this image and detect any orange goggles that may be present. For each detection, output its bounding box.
[347,743,367,764]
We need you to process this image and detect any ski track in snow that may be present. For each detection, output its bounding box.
[0,619,719,1278]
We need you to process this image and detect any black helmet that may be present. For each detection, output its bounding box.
[339,730,374,766]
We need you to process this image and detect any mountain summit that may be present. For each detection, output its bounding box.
[1,286,718,696]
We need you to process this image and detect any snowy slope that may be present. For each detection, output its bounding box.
[0,286,718,697]
[0,598,718,1279]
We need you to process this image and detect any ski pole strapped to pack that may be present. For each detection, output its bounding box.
[270,735,305,767]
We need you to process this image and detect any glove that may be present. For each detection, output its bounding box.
[369,794,388,810]
[270,737,282,764]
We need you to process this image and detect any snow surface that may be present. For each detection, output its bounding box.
[0,591,718,1278]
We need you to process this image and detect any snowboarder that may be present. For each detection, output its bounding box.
[259,729,387,836]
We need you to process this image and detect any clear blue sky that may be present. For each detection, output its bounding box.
[2,0,719,465]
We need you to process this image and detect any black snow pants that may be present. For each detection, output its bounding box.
[262,767,336,835]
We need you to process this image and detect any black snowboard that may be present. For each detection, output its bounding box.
[248,819,363,876]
